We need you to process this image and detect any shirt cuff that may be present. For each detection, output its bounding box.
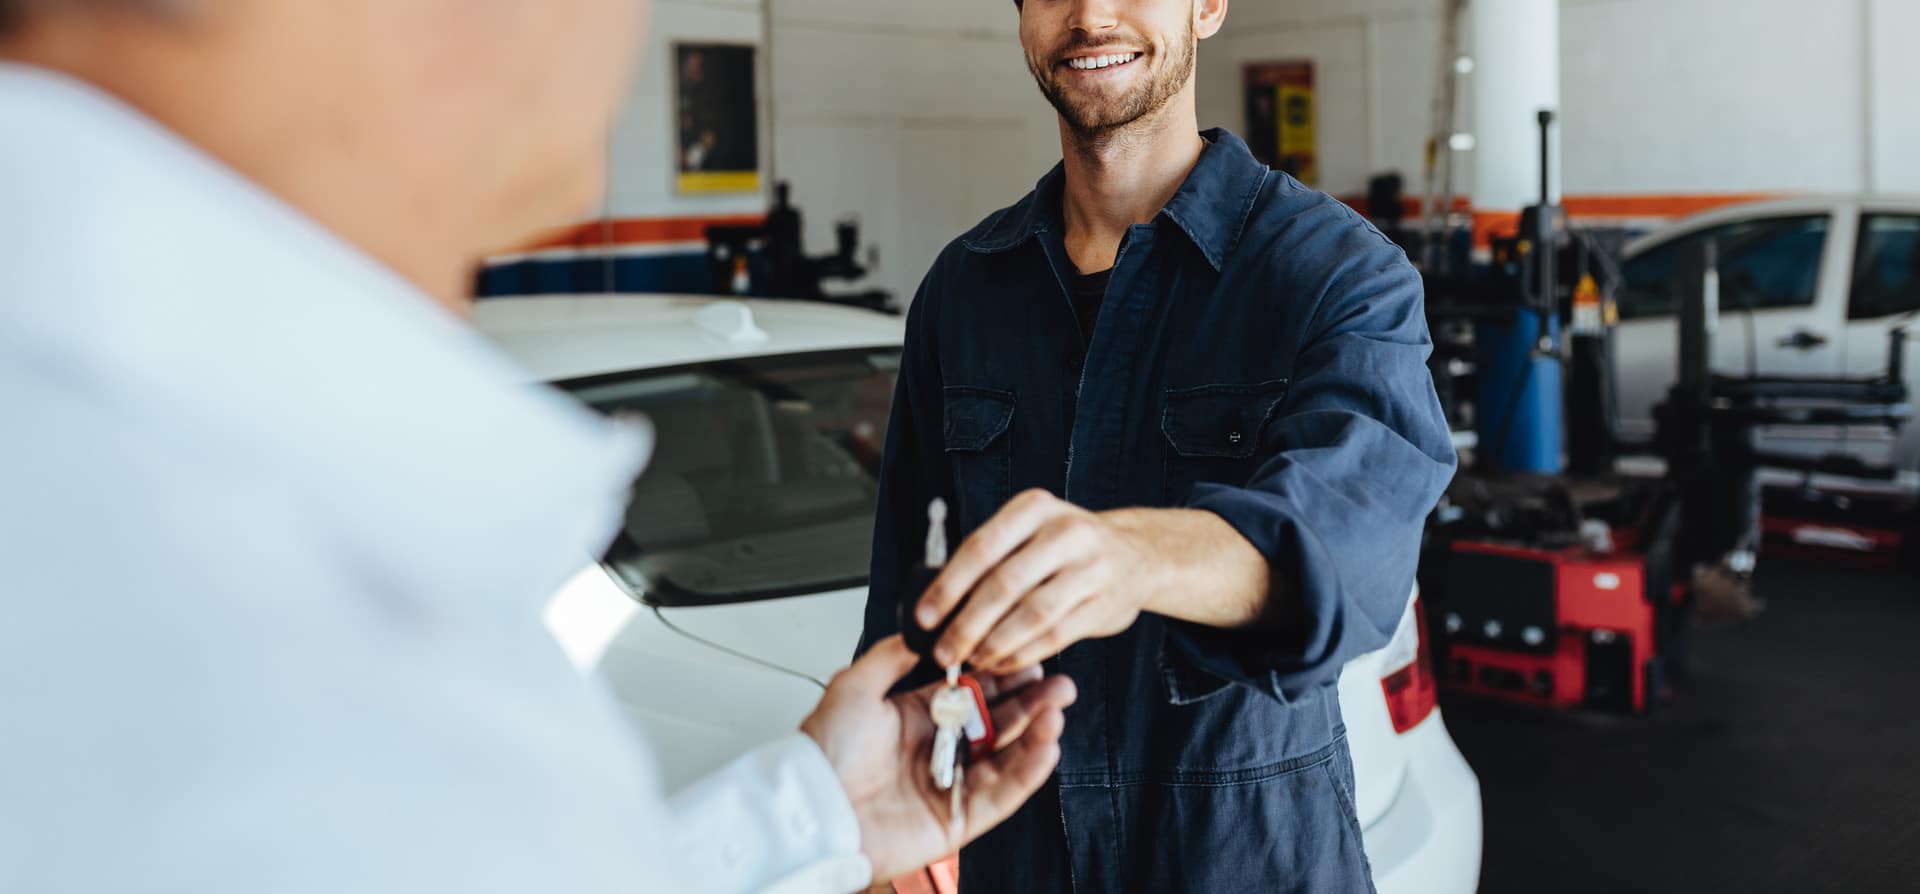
[668,732,872,894]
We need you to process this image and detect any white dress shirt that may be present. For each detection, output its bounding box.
[0,65,870,893]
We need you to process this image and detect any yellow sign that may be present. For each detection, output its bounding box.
[1277,83,1317,185]
[1243,61,1317,186]
[676,171,762,194]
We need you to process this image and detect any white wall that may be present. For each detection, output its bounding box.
[1869,0,1920,194]
[571,0,1920,299]
[767,0,1059,303]
[1207,0,1920,203]
[1559,0,1865,196]
[581,0,1058,304]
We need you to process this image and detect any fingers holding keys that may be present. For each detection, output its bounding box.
[923,495,1099,668]
[915,489,1065,633]
[992,601,1112,673]
[968,565,1098,673]
[917,492,1151,673]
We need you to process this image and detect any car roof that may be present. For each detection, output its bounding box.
[1621,194,1920,257]
[474,294,907,382]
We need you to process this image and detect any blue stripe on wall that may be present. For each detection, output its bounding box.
[477,251,722,298]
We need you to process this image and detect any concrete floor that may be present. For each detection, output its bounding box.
[1447,557,1920,893]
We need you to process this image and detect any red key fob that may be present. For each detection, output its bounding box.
[954,674,996,762]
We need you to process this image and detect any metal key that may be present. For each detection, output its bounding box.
[929,665,971,838]
[922,499,969,837]
[929,666,969,790]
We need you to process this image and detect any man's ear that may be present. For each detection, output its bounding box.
[1195,0,1228,40]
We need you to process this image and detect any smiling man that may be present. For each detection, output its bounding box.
[857,0,1457,891]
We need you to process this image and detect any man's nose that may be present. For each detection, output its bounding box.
[1064,0,1121,35]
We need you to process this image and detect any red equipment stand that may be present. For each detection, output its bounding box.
[1435,540,1664,714]
[1758,485,1917,572]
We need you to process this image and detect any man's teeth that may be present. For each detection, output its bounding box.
[1069,53,1138,71]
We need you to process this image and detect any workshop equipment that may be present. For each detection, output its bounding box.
[703,181,895,312]
[1439,540,1663,713]
[1424,232,1911,714]
[1759,486,1917,570]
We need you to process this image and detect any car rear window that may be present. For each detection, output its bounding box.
[564,348,900,606]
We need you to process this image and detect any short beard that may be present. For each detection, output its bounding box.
[1027,19,1196,143]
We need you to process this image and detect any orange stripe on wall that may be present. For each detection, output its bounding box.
[1460,192,1781,246]
[516,214,768,252]
[1470,210,1523,250]
[1341,192,1782,240]
[1561,192,1779,218]
[518,193,1779,254]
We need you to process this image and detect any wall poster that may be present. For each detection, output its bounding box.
[1243,61,1317,186]
[675,43,760,194]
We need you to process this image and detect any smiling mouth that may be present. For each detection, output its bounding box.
[1061,52,1143,72]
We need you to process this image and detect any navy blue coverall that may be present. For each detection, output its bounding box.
[859,130,1458,893]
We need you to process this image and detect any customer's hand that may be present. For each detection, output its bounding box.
[801,635,1076,885]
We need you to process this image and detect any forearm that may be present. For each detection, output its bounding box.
[1112,507,1281,630]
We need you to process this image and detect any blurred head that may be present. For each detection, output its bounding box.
[0,0,650,303]
[1015,0,1226,140]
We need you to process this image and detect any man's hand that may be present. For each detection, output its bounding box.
[915,489,1275,675]
[801,635,1077,886]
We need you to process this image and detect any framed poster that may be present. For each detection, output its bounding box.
[674,43,760,194]
[1243,61,1317,185]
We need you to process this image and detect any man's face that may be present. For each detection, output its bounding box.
[1019,0,1207,137]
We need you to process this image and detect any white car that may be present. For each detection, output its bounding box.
[475,294,1483,893]
[1612,196,1920,490]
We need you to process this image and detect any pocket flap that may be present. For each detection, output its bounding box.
[943,387,1015,452]
[1161,380,1290,459]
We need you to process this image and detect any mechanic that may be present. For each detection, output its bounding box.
[857,0,1457,890]
[0,1,1075,891]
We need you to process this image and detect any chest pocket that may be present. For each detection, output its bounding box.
[1161,380,1289,504]
[943,387,1016,531]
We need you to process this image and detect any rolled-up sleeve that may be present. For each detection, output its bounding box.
[1164,229,1457,704]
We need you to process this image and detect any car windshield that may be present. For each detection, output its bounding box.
[565,348,899,607]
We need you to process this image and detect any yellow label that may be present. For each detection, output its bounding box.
[677,171,761,194]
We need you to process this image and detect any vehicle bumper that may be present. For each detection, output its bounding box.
[1365,710,1483,894]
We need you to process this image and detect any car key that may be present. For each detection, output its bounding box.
[902,498,954,663]
[929,666,969,790]
[929,664,996,839]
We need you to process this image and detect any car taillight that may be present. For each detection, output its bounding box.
[1380,598,1438,734]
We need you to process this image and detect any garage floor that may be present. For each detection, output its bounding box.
[1447,557,1920,894]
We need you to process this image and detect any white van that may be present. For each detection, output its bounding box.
[1612,197,1920,490]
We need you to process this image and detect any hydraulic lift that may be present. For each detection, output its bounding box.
[1414,114,1912,714]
